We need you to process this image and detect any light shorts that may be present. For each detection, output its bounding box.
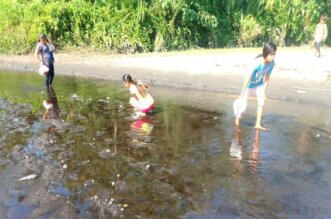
[243,85,266,106]
[130,97,155,113]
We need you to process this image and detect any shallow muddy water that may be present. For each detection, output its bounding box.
[0,70,331,218]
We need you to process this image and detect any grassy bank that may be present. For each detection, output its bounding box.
[0,0,330,55]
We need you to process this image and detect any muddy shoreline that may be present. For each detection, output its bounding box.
[1,47,330,106]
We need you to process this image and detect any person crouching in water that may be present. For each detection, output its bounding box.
[123,74,155,115]
[235,42,277,131]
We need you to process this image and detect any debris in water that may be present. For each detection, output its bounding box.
[108,198,114,206]
[18,174,38,181]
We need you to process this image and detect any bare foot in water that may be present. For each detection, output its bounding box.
[255,125,268,131]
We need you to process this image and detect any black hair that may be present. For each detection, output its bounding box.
[38,33,47,43]
[39,33,46,40]
[256,42,277,59]
[321,13,328,21]
[123,74,133,83]
[122,74,148,97]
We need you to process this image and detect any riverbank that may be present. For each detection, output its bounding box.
[1,47,330,106]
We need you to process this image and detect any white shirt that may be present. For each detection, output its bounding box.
[130,84,154,108]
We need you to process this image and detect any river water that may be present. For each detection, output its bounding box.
[0,70,330,218]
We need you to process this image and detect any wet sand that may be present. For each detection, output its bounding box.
[0,47,331,106]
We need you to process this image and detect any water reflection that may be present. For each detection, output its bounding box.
[130,116,154,134]
[230,127,260,168]
[229,127,261,179]
[230,126,243,161]
[248,129,260,174]
[42,87,60,120]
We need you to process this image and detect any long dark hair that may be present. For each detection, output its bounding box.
[256,42,277,59]
[123,74,148,97]
[38,33,47,43]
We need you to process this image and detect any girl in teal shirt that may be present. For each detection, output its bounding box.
[235,42,277,130]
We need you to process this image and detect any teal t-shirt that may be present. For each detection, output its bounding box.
[248,57,275,89]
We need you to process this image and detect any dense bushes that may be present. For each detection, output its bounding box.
[0,0,330,54]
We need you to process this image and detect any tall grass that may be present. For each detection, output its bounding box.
[0,0,329,54]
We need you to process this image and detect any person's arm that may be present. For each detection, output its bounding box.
[239,59,259,98]
[263,63,276,99]
[48,41,56,52]
[132,93,139,100]
[35,45,43,64]
[263,74,271,100]
[264,74,270,90]
[239,73,252,99]
[322,24,328,41]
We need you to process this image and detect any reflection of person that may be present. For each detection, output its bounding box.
[130,116,154,134]
[43,87,60,120]
[235,42,277,130]
[249,129,260,173]
[230,125,243,161]
[35,33,55,88]
[123,74,155,115]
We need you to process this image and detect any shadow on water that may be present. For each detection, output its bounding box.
[0,70,331,218]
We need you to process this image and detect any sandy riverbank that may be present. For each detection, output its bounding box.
[0,47,330,106]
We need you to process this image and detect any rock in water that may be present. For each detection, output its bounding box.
[18,174,38,181]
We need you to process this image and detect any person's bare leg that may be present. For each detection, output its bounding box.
[235,117,240,126]
[255,105,267,131]
[316,48,321,57]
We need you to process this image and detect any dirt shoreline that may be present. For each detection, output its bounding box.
[1,47,330,106]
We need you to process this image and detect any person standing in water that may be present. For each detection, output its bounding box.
[235,42,277,130]
[123,74,155,115]
[35,33,55,88]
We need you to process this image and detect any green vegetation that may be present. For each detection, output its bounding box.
[0,0,330,54]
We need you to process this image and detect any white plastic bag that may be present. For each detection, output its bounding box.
[38,65,49,76]
[233,98,247,117]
